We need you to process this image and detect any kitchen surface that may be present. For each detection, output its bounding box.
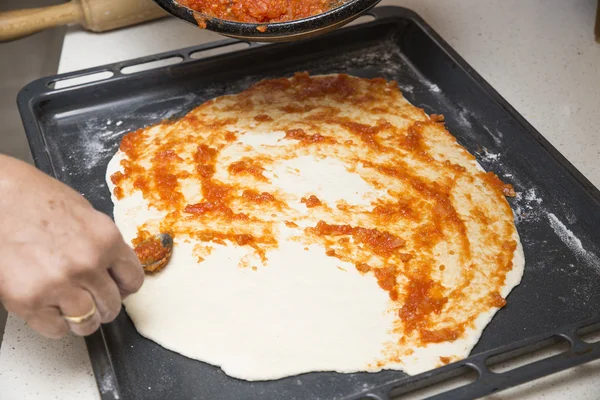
[1,0,600,399]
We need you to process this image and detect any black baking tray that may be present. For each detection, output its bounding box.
[17,7,600,400]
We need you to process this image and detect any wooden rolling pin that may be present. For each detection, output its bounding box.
[0,0,168,42]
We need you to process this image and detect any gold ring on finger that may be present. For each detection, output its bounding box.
[62,303,97,324]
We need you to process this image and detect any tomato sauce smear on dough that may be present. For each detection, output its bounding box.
[110,72,520,357]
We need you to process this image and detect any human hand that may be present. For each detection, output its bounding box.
[0,155,144,338]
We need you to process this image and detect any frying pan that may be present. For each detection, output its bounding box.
[152,0,382,42]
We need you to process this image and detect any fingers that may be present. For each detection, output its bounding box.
[58,289,101,337]
[84,270,123,323]
[109,240,144,298]
[92,211,144,298]
[0,166,143,340]
[3,208,143,340]
[26,307,69,339]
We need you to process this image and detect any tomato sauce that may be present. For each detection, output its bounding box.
[242,190,278,204]
[133,232,171,273]
[301,195,322,208]
[309,221,406,258]
[228,159,268,181]
[111,73,518,350]
[254,114,273,122]
[177,0,339,24]
[285,129,337,145]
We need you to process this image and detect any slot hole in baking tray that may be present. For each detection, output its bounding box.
[48,71,114,89]
[387,366,478,400]
[486,336,571,374]
[578,322,600,343]
[121,56,184,75]
[189,42,251,59]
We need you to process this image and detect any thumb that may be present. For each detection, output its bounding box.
[108,240,144,298]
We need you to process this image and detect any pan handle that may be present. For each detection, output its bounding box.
[0,2,83,43]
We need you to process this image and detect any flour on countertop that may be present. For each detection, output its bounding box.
[97,372,120,399]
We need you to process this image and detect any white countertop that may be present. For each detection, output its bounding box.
[1,0,600,398]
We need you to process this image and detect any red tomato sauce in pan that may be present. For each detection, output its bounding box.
[178,0,342,23]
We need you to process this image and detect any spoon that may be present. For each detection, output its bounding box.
[134,233,174,273]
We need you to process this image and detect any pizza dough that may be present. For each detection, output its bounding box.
[106,73,524,381]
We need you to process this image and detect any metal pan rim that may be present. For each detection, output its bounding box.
[152,0,382,40]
